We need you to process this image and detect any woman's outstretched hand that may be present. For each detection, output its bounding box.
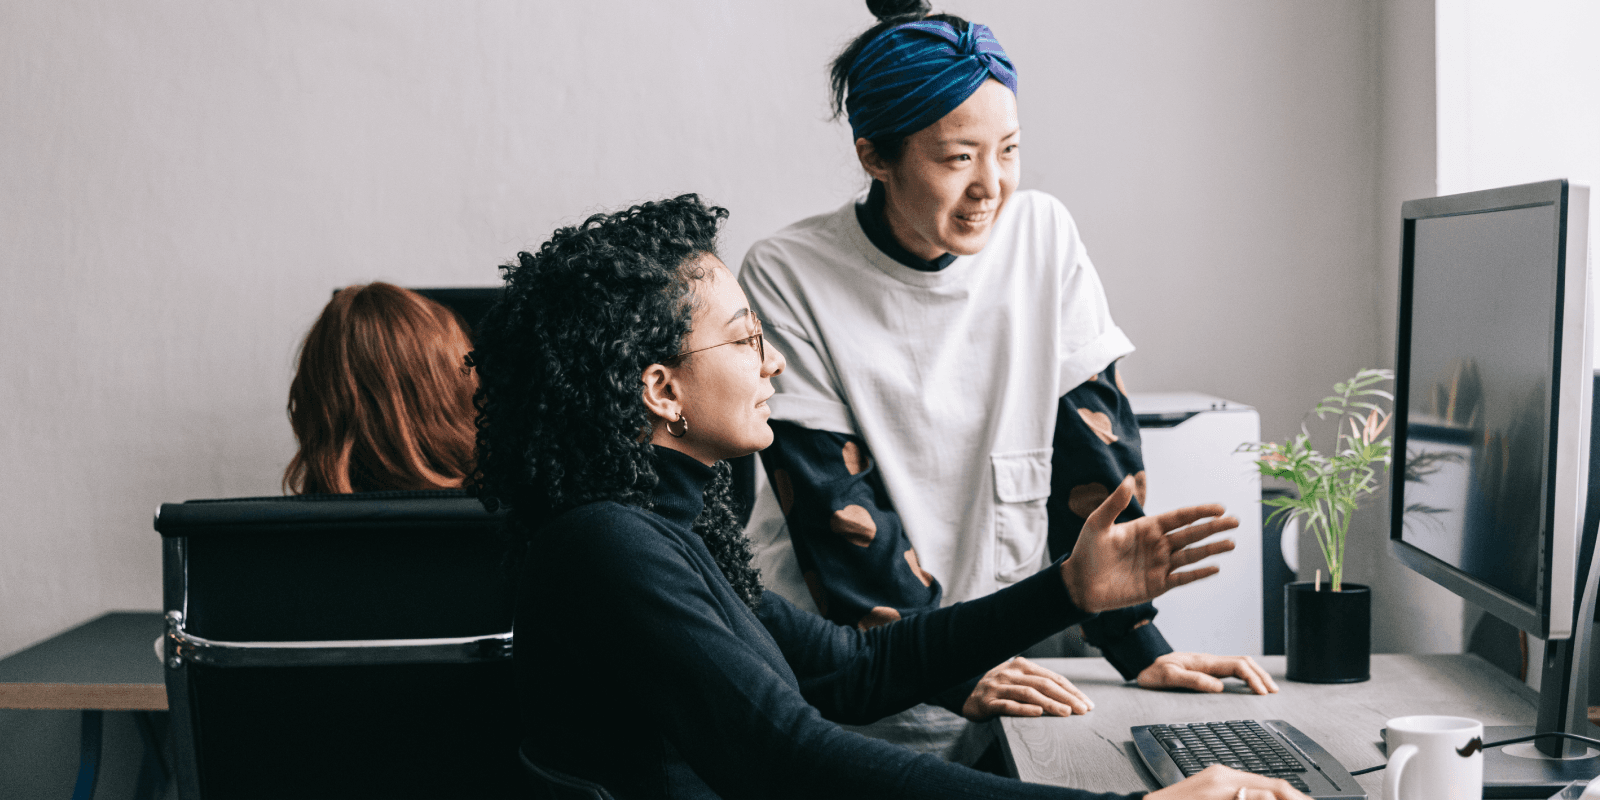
[1058,476,1238,614]
[1147,765,1313,800]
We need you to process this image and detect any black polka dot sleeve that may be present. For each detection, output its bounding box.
[760,421,943,631]
[1048,362,1173,680]
[760,360,1172,685]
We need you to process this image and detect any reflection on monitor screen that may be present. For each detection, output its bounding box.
[1399,203,1558,610]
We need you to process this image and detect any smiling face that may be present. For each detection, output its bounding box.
[858,79,1020,260]
[643,256,786,465]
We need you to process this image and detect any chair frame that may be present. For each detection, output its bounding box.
[157,495,515,799]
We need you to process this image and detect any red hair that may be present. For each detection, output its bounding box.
[284,283,478,494]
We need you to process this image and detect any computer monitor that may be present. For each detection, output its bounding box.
[1390,178,1595,795]
[325,286,504,341]
[409,287,503,340]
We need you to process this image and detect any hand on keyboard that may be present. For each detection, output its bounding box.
[1146,765,1313,800]
[1137,652,1280,695]
[960,656,1093,721]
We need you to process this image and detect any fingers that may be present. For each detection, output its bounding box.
[1151,765,1312,800]
[1241,784,1312,800]
[1018,659,1095,713]
[1234,655,1279,694]
[1083,476,1135,533]
[1219,767,1311,800]
[965,657,1098,719]
[1140,659,1201,692]
[1006,659,1093,715]
[1164,565,1220,589]
[985,698,1045,718]
[1171,656,1267,694]
[1158,664,1226,693]
[1145,653,1282,695]
[1169,540,1236,569]
[995,681,1080,716]
[1164,515,1240,551]
[1252,775,1313,800]
[1149,502,1228,533]
[1210,654,1278,695]
[985,660,1089,716]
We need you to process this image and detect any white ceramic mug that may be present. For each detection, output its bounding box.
[1384,715,1484,800]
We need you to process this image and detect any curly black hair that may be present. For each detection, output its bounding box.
[469,194,763,608]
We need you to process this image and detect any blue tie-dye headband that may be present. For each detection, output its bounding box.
[845,20,1018,144]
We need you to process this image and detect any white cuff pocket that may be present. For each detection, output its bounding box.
[991,448,1053,582]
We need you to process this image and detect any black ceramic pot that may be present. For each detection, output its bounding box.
[1285,581,1370,683]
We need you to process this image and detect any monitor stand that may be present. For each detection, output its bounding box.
[1483,725,1600,798]
[1483,392,1600,798]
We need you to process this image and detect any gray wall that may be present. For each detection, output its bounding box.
[0,0,1387,662]
[1,0,1393,792]
[1357,0,1463,657]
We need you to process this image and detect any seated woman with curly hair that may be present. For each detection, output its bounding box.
[469,194,1305,800]
[284,282,477,494]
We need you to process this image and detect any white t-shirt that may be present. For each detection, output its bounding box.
[739,189,1134,608]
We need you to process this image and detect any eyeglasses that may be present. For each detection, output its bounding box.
[674,319,765,362]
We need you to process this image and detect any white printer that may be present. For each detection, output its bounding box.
[1130,392,1264,656]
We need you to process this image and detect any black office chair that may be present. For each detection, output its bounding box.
[154,490,521,799]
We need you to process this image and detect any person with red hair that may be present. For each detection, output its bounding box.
[283,282,477,494]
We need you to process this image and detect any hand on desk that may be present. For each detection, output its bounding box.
[961,650,1277,721]
[1059,476,1238,614]
[1146,764,1312,800]
[1137,652,1279,695]
[961,656,1093,721]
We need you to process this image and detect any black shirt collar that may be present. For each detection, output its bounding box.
[854,181,959,273]
[649,445,716,529]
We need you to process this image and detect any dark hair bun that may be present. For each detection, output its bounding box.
[866,0,930,22]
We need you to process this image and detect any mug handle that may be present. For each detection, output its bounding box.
[1386,743,1418,800]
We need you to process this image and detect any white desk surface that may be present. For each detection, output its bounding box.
[999,654,1536,797]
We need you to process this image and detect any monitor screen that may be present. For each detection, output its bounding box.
[1390,180,1597,786]
[410,287,502,341]
[326,286,503,341]
[1399,203,1560,609]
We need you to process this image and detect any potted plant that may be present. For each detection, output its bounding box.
[1241,368,1393,683]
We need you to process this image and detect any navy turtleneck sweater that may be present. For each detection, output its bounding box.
[854,180,960,272]
[515,445,1144,800]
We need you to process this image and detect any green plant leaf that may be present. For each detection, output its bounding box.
[1244,368,1393,583]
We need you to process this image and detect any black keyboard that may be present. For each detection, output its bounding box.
[1131,720,1366,800]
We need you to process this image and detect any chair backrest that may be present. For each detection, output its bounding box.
[155,490,521,799]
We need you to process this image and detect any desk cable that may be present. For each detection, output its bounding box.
[1347,732,1600,776]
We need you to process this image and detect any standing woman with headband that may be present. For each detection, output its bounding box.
[740,0,1276,759]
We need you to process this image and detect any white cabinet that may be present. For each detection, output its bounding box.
[1131,392,1265,656]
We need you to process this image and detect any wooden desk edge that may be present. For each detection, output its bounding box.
[0,682,167,711]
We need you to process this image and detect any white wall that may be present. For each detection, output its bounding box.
[0,0,1383,661]
[1354,0,1470,657]
[1437,0,1600,197]
[1000,2,1380,445]
[0,1,1391,793]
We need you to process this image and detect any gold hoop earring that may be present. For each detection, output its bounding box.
[667,413,689,438]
